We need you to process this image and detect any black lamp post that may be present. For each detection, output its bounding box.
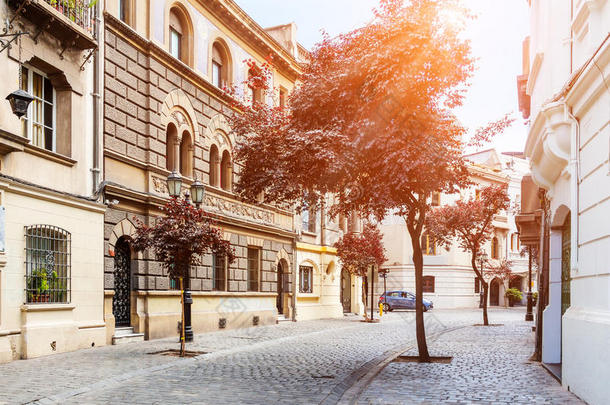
[166,171,206,343]
[478,251,488,308]
[525,246,534,321]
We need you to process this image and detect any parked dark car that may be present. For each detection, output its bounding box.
[379,290,433,312]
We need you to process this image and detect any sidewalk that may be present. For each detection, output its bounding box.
[358,320,585,404]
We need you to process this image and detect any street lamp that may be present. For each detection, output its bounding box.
[478,251,488,308]
[166,171,182,198]
[190,178,205,207]
[165,172,207,343]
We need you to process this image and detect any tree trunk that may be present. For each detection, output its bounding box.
[482,281,489,326]
[362,276,369,321]
[408,226,430,362]
[470,253,489,326]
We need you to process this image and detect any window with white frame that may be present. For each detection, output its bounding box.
[21,66,55,152]
[299,265,313,293]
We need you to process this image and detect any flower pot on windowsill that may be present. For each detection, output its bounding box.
[31,293,50,303]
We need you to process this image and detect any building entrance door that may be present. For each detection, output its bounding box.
[113,238,131,327]
[341,268,351,313]
[276,262,284,315]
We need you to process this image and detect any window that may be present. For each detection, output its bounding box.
[423,276,435,293]
[179,132,193,177]
[474,278,480,293]
[510,233,514,251]
[475,189,481,201]
[212,254,226,291]
[21,66,55,152]
[166,123,178,171]
[209,145,219,187]
[169,7,191,65]
[169,27,181,60]
[248,69,262,106]
[279,88,286,109]
[211,42,230,88]
[491,237,499,259]
[431,192,441,207]
[118,0,129,24]
[302,207,316,233]
[247,247,260,292]
[299,265,313,293]
[421,233,437,256]
[25,225,70,304]
[220,150,232,191]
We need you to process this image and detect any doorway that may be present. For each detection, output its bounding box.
[276,262,284,315]
[490,278,501,306]
[341,268,351,313]
[113,237,131,327]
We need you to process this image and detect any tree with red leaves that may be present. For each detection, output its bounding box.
[334,223,388,320]
[132,198,235,355]
[425,185,510,325]
[226,0,513,361]
[485,258,516,308]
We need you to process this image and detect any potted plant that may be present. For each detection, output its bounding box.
[27,268,58,303]
[505,288,523,307]
[532,291,538,307]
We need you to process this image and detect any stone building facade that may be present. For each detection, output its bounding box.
[101,0,304,341]
[0,0,106,361]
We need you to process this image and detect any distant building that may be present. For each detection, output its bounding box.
[378,150,533,309]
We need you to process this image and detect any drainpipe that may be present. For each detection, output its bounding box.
[291,214,298,322]
[566,106,579,271]
[91,4,102,195]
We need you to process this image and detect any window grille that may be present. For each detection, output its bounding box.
[422,276,435,293]
[213,254,226,291]
[247,248,260,292]
[299,265,313,293]
[24,225,70,304]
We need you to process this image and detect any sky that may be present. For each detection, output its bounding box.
[235,0,531,154]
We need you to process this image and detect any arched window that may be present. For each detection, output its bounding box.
[423,276,435,293]
[209,145,219,187]
[421,233,437,256]
[169,7,191,66]
[211,41,231,88]
[179,132,193,177]
[491,236,499,259]
[220,150,232,191]
[166,123,178,172]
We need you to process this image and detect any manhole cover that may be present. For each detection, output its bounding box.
[393,356,453,364]
[148,349,208,358]
[312,375,335,379]
[473,323,504,327]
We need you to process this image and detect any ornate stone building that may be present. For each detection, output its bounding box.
[0,0,105,361]
[101,0,307,341]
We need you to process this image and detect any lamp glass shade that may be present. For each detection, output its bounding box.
[6,89,34,118]
[166,171,182,197]
[191,179,205,204]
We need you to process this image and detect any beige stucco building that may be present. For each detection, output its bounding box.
[516,1,610,402]
[0,0,106,361]
[378,154,532,309]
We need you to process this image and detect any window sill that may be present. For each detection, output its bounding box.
[21,303,76,312]
[24,144,76,167]
[0,129,29,155]
[301,231,317,237]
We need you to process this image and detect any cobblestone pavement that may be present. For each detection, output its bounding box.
[359,319,585,405]
[0,309,575,405]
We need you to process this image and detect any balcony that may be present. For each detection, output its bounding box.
[9,0,97,50]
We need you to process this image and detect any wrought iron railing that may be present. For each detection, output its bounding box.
[45,0,98,37]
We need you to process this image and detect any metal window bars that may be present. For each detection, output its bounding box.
[24,225,71,304]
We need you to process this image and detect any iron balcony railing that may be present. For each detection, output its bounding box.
[45,0,98,38]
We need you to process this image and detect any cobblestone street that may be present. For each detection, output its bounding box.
[0,309,583,404]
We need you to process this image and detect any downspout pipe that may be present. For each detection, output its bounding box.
[91,2,102,195]
[566,106,579,271]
